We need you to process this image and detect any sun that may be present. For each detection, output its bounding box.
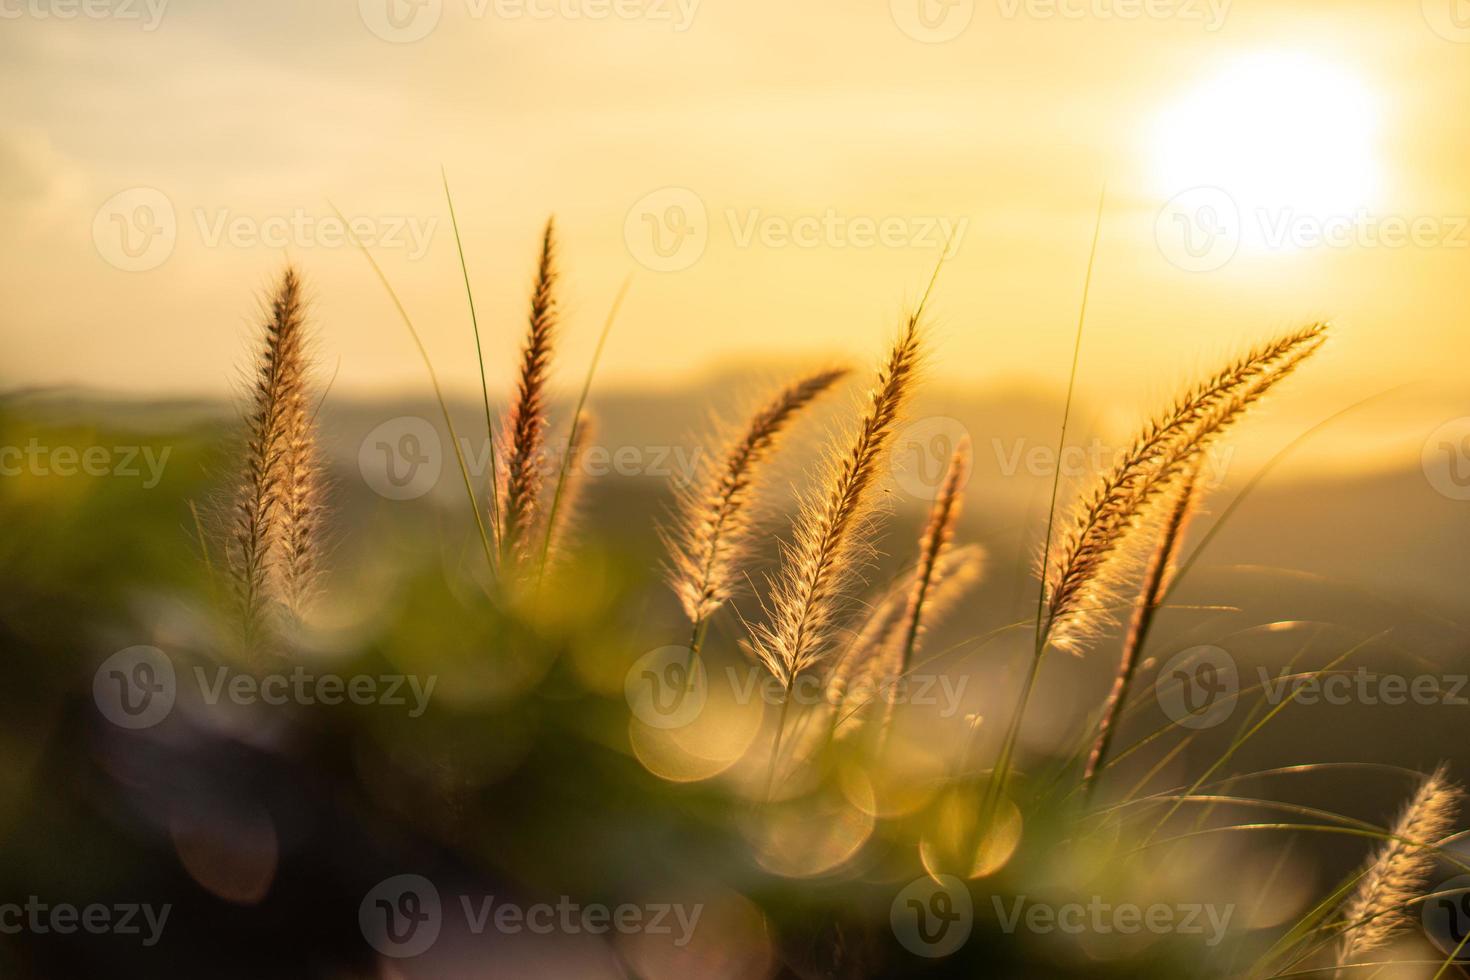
[1152,51,1382,218]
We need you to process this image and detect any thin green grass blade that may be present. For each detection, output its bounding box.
[978,185,1106,834]
[333,201,498,580]
[441,168,501,552]
[1033,184,1106,651]
[1143,629,1389,842]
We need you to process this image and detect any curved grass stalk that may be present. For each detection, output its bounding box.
[1082,464,1200,798]
[441,168,501,563]
[975,185,1106,845]
[1142,630,1387,843]
[335,202,497,580]
[754,262,944,798]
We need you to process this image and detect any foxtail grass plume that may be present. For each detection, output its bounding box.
[828,544,984,740]
[875,438,974,736]
[1338,765,1463,965]
[499,217,558,572]
[749,317,923,688]
[276,361,326,619]
[225,266,325,641]
[1082,461,1201,792]
[667,367,849,626]
[896,437,971,676]
[1043,322,1327,653]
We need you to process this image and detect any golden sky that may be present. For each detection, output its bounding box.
[2,0,1467,445]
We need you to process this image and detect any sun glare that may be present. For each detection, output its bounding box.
[1152,52,1382,217]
